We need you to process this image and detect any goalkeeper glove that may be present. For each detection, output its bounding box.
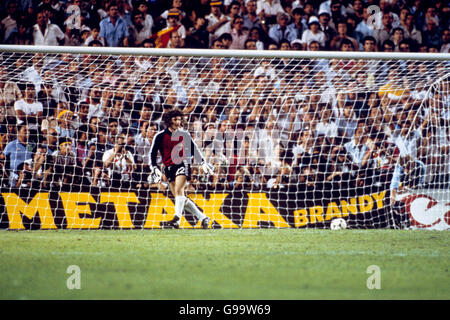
[201,161,214,175]
[150,166,162,183]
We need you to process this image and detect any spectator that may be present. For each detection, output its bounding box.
[135,0,154,36]
[256,0,286,26]
[156,0,186,28]
[372,0,400,30]
[206,1,231,46]
[390,154,426,205]
[51,136,78,188]
[247,27,266,50]
[158,10,186,48]
[325,145,354,192]
[441,28,450,53]
[31,143,53,189]
[336,101,358,143]
[32,9,65,46]
[301,16,326,50]
[268,12,297,45]
[0,66,22,121]
[373,12,395,48]
[128,11,152,47]
[188,17,209,48]
[14,83,43,144]
[422,17,442,50]
[1,1,20,44]
[99,1,129,47]
[84,25,105,46]
[1,122,33,187]
[318,9,335,49]
[56,109,75,139]
[398,39,412,52]
[329,20,359,51]
[362,35,377,52]
[85,123,111,187]
[390,27,405,51]
[102,132,136,188]
[229,15,249,49]
[402,12,422,48]
[167,29,185,48]
[344,122,371,169]
[243,0,262,31]
[354,3,374,47]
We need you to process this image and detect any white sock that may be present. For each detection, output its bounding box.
[184,198,207,221]
[174,196,186,220]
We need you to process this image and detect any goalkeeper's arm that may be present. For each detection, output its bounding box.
[149,131,164,183]
[188,133,214,175]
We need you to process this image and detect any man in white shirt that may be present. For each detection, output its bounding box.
[32,10,65,46]
[256,0,286,24]
[206,1,231,45]
[301,16,326,49]
[14,84,43,143]
[87,86,105,121]
[102,132,136,188]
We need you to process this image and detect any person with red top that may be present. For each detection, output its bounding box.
[149,108,214,228]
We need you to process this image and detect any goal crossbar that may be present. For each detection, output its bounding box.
[1,44,450,61]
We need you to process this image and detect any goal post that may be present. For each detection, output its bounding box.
[0,45,449,230]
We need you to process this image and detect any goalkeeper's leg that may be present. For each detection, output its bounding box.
[170,175,210,228]
[169,175,188,228]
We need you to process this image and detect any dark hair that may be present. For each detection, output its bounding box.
[218,33,232,42]
[162,108,184,127]
[363,35,376,44]
[292,7,304,16]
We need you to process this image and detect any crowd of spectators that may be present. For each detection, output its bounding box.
[0,0,449,197]
[1,0,449,52]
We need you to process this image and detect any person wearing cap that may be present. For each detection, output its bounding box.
[52,136,78,187]
[156,0,186,27]
[206,1,230,44]
[317,9,335,49]
[290,38,302,50]
[56,109,75,139]
[300,15,326,50]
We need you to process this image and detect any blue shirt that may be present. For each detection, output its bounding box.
[344,139,368,166]
[390,160,426,190]
[99,16,129,47]
[3,139,33,172]
[268,24,298,44]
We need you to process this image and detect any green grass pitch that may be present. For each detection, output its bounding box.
[0,229,448,300]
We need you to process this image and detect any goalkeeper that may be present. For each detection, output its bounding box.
[149,108,214,229]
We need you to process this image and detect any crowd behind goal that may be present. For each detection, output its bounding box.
[0,0,449,197]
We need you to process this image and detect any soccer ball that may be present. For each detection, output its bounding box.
[330,218,348,230]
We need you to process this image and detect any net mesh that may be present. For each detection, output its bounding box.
[0,49,449,230]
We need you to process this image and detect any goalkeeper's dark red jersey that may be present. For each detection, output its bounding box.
[150,128,205,167]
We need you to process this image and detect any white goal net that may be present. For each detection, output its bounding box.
[0,46,449,230]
